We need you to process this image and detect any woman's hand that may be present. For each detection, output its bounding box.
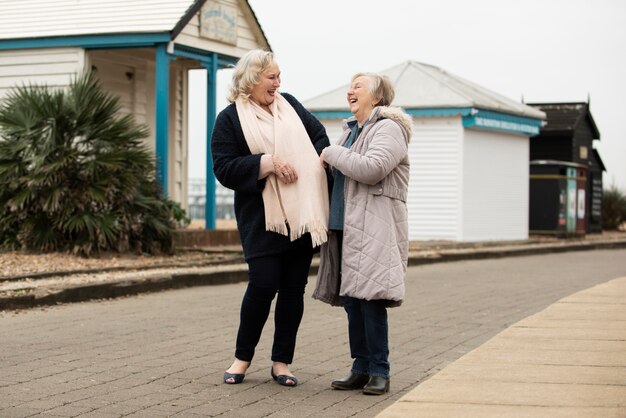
[272,155,298,184]
[320,148,328,169]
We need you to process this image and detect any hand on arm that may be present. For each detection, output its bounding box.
[320,148,328,169]
[321,125,407,185]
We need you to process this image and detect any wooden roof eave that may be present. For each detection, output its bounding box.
[567,103,601,141]
[170,0,271,52]
[171,0,206,39]
[592,148,606,172]
[585,108,601,140]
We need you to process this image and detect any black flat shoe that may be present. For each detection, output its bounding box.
[271,367,298,387]
[363,376,390,395]
[331,372,370,390]
[223,371,245,384]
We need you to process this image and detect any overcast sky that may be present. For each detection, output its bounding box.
[189,0,626,190]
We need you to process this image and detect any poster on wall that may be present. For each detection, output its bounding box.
[567,183,576,233]
[200,1,238,45]
[577,189,586,219]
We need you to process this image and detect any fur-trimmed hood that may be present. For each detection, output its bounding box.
[342,106,413,143]
[375,106,413,142]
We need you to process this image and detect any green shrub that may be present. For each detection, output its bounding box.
[0,72,189,256]
[602,186,626,230]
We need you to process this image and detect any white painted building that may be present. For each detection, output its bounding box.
[0,0,270,228]
[304,61,546,242]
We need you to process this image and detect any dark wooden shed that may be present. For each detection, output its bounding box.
[527,102,605,233]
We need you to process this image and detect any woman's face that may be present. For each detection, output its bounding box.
[347,76,377,124]
[250,63,281,108]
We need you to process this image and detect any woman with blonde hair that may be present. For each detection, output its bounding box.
[212,50,330,386]
[316,72,411,395]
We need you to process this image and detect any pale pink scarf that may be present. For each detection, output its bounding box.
[235,93,329,247]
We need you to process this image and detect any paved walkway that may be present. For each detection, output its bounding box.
[377,275,626,417]
[1,249,625,417]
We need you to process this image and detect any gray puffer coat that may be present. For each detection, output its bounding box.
[315,106,411,307]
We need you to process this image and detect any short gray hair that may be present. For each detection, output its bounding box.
[351,72,395,107]
[227,50,277,103]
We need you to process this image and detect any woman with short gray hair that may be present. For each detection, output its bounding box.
[316,72,411,395]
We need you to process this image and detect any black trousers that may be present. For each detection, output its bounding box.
[234,245,313,364]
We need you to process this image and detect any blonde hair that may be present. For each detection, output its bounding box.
[227,50,277,103]
[352,72,395,107]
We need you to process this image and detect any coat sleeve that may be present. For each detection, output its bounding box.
[210,108,267,193]
[323,120,407,185]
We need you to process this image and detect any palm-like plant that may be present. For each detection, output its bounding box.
[0,72,188,255]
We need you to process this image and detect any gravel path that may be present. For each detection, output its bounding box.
[0,250,241,279]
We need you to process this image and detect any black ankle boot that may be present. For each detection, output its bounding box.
[363,376,390,395]
[331,372,370,390]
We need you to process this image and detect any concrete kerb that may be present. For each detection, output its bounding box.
[408,239,626,265]
[0,264,252,311]
[2,238,626,311]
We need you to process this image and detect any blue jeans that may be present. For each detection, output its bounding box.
[342,296,390,378]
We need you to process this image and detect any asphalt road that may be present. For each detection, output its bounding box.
[1,249,626,417]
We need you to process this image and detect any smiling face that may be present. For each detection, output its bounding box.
[250,63,281,110]
[347,75,378,125]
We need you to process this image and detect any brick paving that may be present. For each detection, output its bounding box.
[1,249,625,417]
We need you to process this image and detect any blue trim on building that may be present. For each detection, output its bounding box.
[406,107,473,118]
[310,110,353,120]
[462,109,542,136]
[172,44,237,69]
[0,33,171,50]
[312,107,542,136]
[155,43,170,196]
[168,44,235,228]
[311,107,473,120]
[204,53,218,230]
